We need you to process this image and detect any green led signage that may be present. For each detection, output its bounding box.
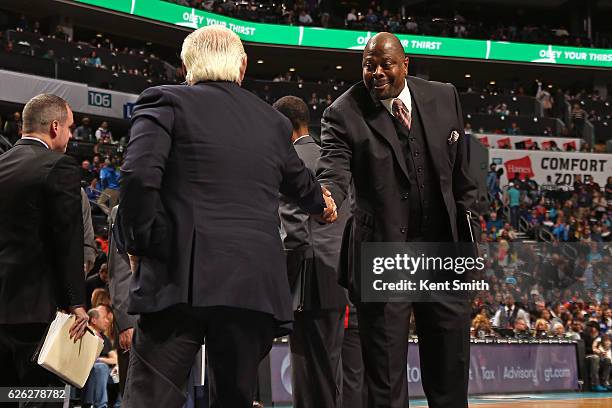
[74,0,612,68]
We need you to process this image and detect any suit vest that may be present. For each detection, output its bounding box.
[391,99,451,241]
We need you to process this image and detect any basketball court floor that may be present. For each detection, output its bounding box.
[278,392,612,407]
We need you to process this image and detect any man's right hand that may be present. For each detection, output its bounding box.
[119,327,134,351]
[68,306,89,341]
[319,186,338,223]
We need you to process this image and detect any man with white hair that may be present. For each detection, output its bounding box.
[118,26,336,408]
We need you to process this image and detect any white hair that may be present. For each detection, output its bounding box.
[180,25,246,85]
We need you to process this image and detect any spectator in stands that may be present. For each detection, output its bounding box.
[552,217,570,241]
[584,322,608,391]
[73,117,94,142]
[80,159,93,183]
[506,122,521,135]
[513,317,530,338]
[471,314,493,338]
[494,103,510,116]
[298,9,313,25]
[464,122,472,134]
[570,103,587,137]
[364,8,378,28]
[3,111,22,145]
[95,121,113,143]
[86,177,101,201]
[405,17,418,33]
[346,8,357,26]
[42,49,55,59]
[15,14,28,32]
[533,319,550,337]
[91,287,112,309]
[506,182,521,229]
[98,158,120,210]
[86,262,109,309]
[486,211,503,234]
[492,293,530,329]
[52,25,69,41]
[605,176,612,201]
[82,306,119,408]
[486,163,499,198]
[536,84,553,117]
[99,158,120,190]
[566,321,583,341]
[594,335,612,389]
[524,175,538,201]
[86,50,102,67]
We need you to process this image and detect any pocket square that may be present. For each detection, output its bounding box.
[448,130,460,144]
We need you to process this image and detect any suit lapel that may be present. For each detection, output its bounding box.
[364,97,410,181]
[407,77,443,178]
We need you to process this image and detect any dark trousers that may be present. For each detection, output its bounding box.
[289,308,344,408]
[117,348,129,396]
[342,326,367,408]
[510,205,520,230]
[357,301,470,408]
[0,323,63,408]
[122,305,276,408]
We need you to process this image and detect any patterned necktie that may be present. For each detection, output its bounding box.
[392,98,412,130]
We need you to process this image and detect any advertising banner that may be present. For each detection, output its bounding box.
[488,148,612,186]
[0,69,138,120]
[489,149,612,186]
[269,343,578,403]
[74,0,612,68]
[475,133,583,151]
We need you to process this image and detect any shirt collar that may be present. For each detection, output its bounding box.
[381,79,411,117]
[20,136,50,149]
[293,134,310,145]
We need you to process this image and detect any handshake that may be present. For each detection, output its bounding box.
[319,186,338,224]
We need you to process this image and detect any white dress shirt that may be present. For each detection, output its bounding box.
[20,136,49,149]
[381,79,412,118]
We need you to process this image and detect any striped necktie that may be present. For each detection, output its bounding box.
[392,98,412,130]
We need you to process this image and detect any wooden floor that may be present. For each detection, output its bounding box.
[469,398,612,407]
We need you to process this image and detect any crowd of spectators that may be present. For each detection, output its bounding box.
[1,13,179,84]
[476,161,612,388]
[164,0,612,48]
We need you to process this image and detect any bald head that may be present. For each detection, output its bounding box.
[364,32,405,56]
[362,32,408,100]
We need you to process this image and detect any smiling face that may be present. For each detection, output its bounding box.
[362,33,408,100]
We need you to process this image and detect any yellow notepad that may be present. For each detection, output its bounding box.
[37,312,104,388]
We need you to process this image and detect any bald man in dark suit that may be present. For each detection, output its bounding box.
[316,33,479,408]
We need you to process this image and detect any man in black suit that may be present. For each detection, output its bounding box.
[274,96,349,408]
[0,94,89,395]
[118,26,336,408]
[316,33,479,407]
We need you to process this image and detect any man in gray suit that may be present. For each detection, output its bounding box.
[274,96,349,408]
[108,205,137,395]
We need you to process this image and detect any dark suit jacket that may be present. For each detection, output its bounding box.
[279,136,349,311]
[316,77,479,298]
[119,82,325,333]
[0,138,85,324]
